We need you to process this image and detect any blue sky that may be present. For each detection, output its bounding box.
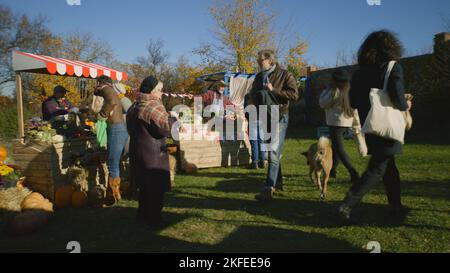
[2,0,449,68]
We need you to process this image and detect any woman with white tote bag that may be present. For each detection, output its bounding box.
[338,30,412,221]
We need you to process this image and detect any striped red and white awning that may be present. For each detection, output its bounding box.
[162,93,194,99]
[12,51,127,81]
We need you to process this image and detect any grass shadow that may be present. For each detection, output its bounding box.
[167,189,410,229]
[0,206,198,252]
[213,225,361,253]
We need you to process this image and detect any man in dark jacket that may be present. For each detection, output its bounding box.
[250,49,299,201]
[42,85,76,122]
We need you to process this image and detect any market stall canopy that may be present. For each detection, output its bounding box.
[12,51,127,81]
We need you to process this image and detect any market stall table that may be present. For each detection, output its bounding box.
[11,51,127,200]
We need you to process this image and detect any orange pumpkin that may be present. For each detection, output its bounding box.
[21,192,54,213]
[0,145,7,165]
[55,186,75,208]
[71,191,88,208]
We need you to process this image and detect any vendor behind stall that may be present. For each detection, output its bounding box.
[42,85,78,126]
[201,80,237,140]
[202,80,234,115]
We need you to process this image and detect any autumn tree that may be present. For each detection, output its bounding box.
[136,39,170,76]
[285,39,309,79]
[0,5,56,86]
[205,0,275,73]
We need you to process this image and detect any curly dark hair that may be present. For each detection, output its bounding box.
[357,30,404,65]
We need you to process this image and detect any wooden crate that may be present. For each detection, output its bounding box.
[11,138,97,200]
[175,130,251,169]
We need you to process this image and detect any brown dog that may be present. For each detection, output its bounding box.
[301,137,333,200]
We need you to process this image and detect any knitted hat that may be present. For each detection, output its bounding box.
[140,76,159,94]
[53,85,68,94]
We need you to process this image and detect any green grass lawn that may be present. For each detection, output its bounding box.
[1,127,449,253]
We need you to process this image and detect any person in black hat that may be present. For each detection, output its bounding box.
[126,75,180,230]
[319,68,360,185]
[42,85,77,122]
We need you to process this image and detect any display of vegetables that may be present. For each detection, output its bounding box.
[25,117,95,144]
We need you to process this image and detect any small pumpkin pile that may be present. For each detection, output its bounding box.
[54,185,88,209]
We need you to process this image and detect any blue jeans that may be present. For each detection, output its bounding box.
[107,123,129,178]
[249,120,266,165]
[264,114,289,191]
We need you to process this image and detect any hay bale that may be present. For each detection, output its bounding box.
[0,187,32,212]
[66,166,89,192]
[169,154,177,183]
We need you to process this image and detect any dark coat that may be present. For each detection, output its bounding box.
[42,96,73,121]
[126,104,174,192]
[250,64,299,114]
[349,62,409,156]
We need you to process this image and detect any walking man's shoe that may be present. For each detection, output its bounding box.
[255,189,274,202]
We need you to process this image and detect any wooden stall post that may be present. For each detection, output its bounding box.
[16,72,25,141]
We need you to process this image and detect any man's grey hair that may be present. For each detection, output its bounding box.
[257,49,277,63]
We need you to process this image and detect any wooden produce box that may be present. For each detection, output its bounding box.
[11,138,97,200]
[175,125,251,169]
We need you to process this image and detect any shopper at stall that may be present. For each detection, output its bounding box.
[127,75,179,230]
[42,85,78,123]
[94,75,129,203]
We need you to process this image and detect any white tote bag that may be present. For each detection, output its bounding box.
[362,61,406,144]
[352,109,368,157]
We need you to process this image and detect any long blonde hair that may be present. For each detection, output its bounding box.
[330,79,353,118]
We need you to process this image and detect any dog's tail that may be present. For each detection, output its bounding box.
[318,136,331,149]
